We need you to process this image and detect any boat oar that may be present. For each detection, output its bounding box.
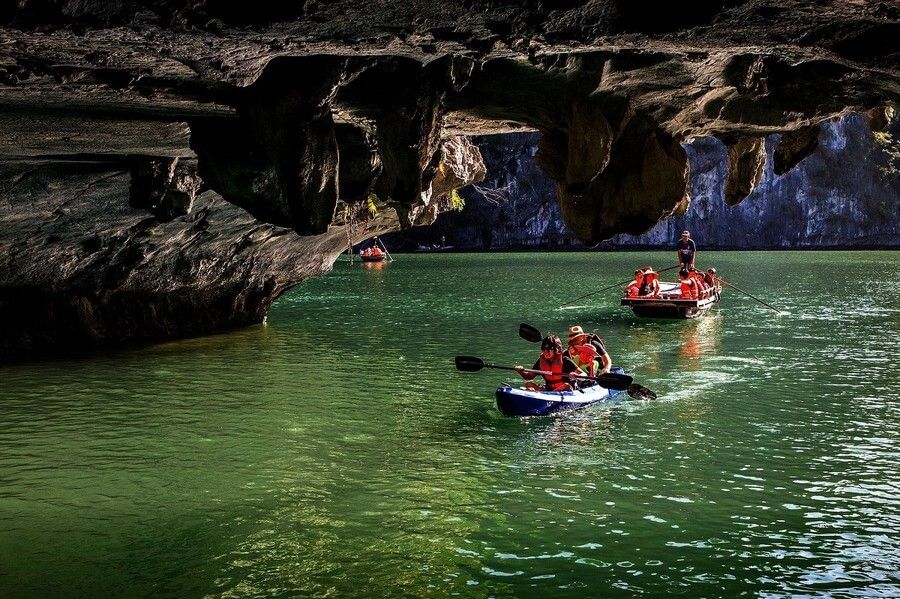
[375,236,394,262]
[516,323,658,400]
[558,264,680,309]
[715,275,787,315]
[454,356,633,391]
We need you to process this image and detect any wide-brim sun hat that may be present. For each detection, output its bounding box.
[568,325,588,343]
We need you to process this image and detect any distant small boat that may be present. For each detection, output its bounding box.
[360,247,386,262]
[621,276,722,319]
[415,244,454,253]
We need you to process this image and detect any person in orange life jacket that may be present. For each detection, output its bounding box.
[679,268,699,299]
[704,268,717,288]
[675,231,696,270]
[514,334,585,392]
[640,267,660,296]
[566,325,612,378]
[688,268,707,296]
[624,270,644,297]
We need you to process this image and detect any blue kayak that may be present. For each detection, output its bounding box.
[495,368,628,417]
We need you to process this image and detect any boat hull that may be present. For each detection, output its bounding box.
[495,374,627,417]
[360,255,385,263]
[621,288,720,319]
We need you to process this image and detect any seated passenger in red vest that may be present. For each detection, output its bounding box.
[679,269,699,299]
[640,268,660,296]
[567,325,612,377]
[688,269,707,295]
[704,268,717,288]
[624,270,644,297]
[515,334,584,391]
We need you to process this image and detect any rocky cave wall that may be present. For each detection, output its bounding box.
[0,1,898,359]
[386,114,900,250]
[620,114,900,248]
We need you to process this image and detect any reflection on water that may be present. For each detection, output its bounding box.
[1,251,899,597]
[679,312,722,362]
[361,260,386,271]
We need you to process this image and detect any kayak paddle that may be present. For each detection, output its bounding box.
[454,355,633,391]
[518,322,543,343]
[516,323,658,400]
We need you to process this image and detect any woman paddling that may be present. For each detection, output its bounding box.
[515,334,584,392]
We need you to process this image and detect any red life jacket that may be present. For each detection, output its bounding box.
[689,272,706,294]
[680,279,698,299]
[624,282,640,297]
[538,354,568,391]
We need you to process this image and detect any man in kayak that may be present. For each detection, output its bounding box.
[515,334,585,391]
[674,231,696,271]
[567,325,612,377]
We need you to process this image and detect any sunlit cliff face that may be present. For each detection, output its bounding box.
[0,0,897,357]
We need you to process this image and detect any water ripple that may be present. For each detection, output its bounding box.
[1,251,899,597]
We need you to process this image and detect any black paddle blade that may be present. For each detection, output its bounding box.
[593,372,633,391]
[626,383,657,401]
[518,323,543,343]
[454,356,486,372]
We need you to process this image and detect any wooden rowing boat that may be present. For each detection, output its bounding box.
[621,281,722,319]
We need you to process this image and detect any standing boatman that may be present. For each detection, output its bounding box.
[675,230,696,271]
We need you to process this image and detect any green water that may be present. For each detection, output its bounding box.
[1,251,899,597]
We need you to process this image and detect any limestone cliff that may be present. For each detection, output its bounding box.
[620,114,900,247]
[388,114,900,249]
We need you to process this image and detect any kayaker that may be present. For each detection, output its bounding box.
[567,325,612,377]
[515,334,584,392]
[624,270,644,297]
[675,231,696,271]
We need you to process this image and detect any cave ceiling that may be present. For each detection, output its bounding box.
[1,0,898,242]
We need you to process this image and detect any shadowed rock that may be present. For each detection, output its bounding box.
[724,136,767,206]
[773,126,820,176]
[129,157,203,221]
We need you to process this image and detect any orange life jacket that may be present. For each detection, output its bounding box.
[680,279,698,299]
[624,282,640,297]
[568,344,600,376]
[689,272,706,294]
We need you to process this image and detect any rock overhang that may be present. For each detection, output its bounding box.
[1,18,895,239]
[0,0,897,357]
